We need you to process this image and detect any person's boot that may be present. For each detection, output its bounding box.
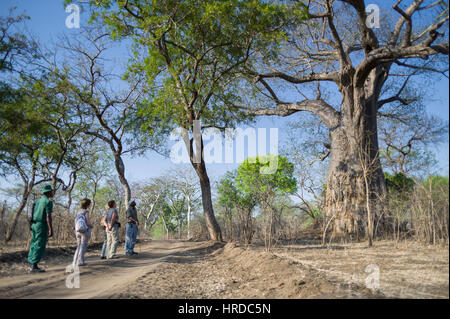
[28,263,45,273]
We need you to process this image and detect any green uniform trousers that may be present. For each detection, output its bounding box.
[27,222,48,265]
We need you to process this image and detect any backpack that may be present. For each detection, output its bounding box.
[75,211,88,233]
[28,201,37,230]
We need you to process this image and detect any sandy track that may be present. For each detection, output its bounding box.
[0,240,209,299]
[0,239,378,299]
[0,239,447,299]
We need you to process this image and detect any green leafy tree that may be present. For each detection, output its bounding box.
[385,172,415,195]
[0,7,38,78]
[0,11,95,241]
[0,90,54,241]
[217,170,257,243]
[236,155,297,201]
[23,70,93,198]
[159,198,186,239]
[235,154,296,250]
[82,0,308,241]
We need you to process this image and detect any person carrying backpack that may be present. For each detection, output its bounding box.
[27,185,54,273]
[72,198,94,267]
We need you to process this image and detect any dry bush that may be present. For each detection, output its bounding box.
[409,180,449,245]
[189,218,209,241]
[216,212,255,244]
[0,214,30,248]
[385,177,449,246]
[277,214,308,242]
[0,205,123,250]
[216,207,319,248]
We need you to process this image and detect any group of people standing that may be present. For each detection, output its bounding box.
[98,199,140,260]
[27,184,141,273]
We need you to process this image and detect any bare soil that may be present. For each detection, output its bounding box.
[0,239,447,299]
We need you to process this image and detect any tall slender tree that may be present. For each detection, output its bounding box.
[84,0,308,241]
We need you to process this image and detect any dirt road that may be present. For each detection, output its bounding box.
[0,240,213,298]
[0,239,447,299]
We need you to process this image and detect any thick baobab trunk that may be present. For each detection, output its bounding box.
[324,107,388,239]
[192,158,223,242]
[114,154,131,209]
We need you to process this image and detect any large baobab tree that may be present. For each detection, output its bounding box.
[244,0,449,237]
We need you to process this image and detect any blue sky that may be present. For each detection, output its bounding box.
[0,0,448,197]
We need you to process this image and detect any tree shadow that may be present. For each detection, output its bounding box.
[162,242,225,265]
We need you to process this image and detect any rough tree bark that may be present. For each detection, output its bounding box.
[325,60,389,237]
[325,105,387,237]
[188,134,223,242]
[114,154,131,209]
[191,157,223,242]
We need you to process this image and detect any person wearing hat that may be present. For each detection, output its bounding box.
[124,199,139,256]
[27,184,54,273]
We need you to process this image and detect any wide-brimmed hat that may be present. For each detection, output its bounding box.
[41,185,53,194]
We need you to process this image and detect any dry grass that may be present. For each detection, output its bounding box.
[271,239,449,298]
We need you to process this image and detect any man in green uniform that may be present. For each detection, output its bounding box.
[27,185,54,273]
